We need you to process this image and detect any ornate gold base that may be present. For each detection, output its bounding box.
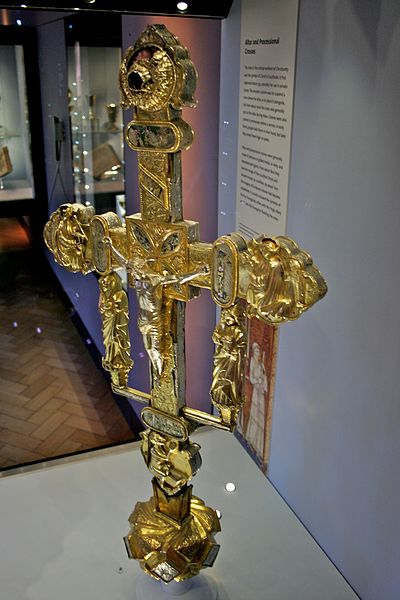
[124,479,221,583]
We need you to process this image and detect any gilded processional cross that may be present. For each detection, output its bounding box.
[44,25,327,585]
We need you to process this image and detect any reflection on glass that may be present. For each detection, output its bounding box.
[0,45,33,198]
[67,44,125,211]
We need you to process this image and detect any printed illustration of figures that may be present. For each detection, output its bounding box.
[236,318,278,473]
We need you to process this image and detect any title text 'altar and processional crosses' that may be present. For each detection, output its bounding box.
[44,25,327,584]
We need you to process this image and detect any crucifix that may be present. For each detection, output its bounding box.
[44,25,327,585]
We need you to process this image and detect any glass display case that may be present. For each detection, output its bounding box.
[67,44,126,215]
[0,44,34,201]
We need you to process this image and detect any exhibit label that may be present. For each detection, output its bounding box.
[236,0,299,237]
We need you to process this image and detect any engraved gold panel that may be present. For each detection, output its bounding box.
[211,233,247,307]
[138,151,171,221]
[126,119,194,153]
[90,213,122,275]
[141,407,189,441]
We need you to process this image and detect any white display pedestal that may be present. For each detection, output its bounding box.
[0,430,357,600]
[135,572,218,600]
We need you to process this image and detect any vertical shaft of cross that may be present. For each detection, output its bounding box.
[133,116,187,417]
[120,27,198,419]
[138,148,183,223]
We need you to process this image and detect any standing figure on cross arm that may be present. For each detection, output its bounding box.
[210,302,247,427]
[98,272,133,386]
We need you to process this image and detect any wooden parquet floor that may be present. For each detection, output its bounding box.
[0,219,134,471]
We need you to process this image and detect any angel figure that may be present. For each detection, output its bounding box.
[246,237,296,324]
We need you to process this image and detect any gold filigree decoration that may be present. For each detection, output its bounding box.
[126,219,191,300]
[140,151,169,176]
[139,155,171,221]
[44,203,94,273]
[210,302,247,428]
[245,235,327,324]
[122,49,176,113]
[98,273,133,386]
[120,24,197,112]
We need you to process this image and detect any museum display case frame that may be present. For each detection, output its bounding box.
[0,26,47,237]
[0,1,234,19]
[65,13,126,217]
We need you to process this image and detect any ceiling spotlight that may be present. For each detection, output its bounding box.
[177,2,188,12]
[84,0,96,3]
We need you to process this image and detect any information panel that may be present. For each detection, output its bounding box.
[236,0,299,238]
[234,0,299,473]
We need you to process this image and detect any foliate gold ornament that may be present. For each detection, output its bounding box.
[119,24,197,113]
[126,216,199,301]
[44,23,327,585]
[124,480,220,582]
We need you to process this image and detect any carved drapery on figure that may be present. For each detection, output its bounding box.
[245,235,326,324]
[98,272,133,387]
[44,203,94,273]
[210,302,247,428]
[44,24,327,584]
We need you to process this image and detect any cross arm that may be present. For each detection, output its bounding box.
[189,233,327,324]
[188,233,327,430]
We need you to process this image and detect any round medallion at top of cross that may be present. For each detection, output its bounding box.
[123,47,176,112]
[119,24,197,113]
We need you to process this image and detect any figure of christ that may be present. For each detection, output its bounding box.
[104,238,206,377]
[132,265,202,377]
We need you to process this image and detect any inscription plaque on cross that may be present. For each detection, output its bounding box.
[44,25,327,584]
